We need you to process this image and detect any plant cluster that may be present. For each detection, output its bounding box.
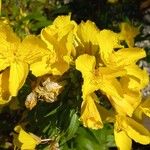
[0,14,150,150]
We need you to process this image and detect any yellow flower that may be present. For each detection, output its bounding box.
[80,94,103,129]
[0,23,47,96]
[75,20,148,129]
[98,29,145,69]
[97,29,148,116]
[75,54,123,100]
[13,125,41,150]
[31,15,77,76]
[76,54,123,129]
[119,22,140,47]
[114,115,150,150]
[76,51,148,117]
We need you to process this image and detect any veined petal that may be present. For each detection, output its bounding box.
[114,129,132,150]
[80,94,103,129]
[18,35,48,64]
[9,61,29,96]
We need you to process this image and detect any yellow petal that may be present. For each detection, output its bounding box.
[134,97,150,119]
[41,16,75,75]
[114,129,132,150]
[125,65,149,90]
[0,24,20,71]
[110,48,146,68]
[30,55,52,77]
[125,117,150,144]
[141,98,150,118]
[98,29,122,64]
[75,54,96,78]
[75,54,99,98]
[119,22,140,47]
[0,23,20,53]
[18,35,48,64]
[113,94,141,117]
[0,69,12,105]
[100,78,123,99]
[9,61,29,96]
[51,59,70,75]
[75,20,100,56]
[41,27,54,50]
[14,126,40,150]
[75,54,123,100]
[53,15,75,28]
[80,94,103,129]
[0,59,9,72]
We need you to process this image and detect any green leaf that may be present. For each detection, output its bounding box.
[60,110,79,145]
[73,124,116,150]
